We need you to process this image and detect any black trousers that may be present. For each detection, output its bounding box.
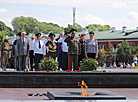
[29,50,34,71]
[35,53,43,71]
[87,53,96,59]
[62,52,68,71]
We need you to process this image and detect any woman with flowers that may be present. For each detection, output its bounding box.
[85,31,98,59]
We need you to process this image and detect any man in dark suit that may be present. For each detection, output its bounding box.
[16,32,29,71]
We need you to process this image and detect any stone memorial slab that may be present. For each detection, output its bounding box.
[47,91,126,100]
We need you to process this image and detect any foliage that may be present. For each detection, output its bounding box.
[130,67,138,69]
[64,23,83,32]
[97,49,107,63]
[0,31,5,47]
[108,45,114,63]
[38,57,58,71]
[0,21,14,36]
[11,16,64,35]
[79,58,99,71]
[116,41,132,63]
[86,24,110,31]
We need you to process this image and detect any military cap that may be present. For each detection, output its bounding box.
[64,32,70,36]
[80,33,86,36]
[17,32,21,36]
[35,33,41,37]
[48,32,55,38]
[70,28,77,34]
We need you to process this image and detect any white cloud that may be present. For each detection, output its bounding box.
[111,1,127,9]
[77,14,105,27]
[0,8,9,13]
[0,0,94,6]
[4,17,11,23]
[127,11,138,21]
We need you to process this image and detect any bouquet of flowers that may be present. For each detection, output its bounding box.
[79,58,99,71]
[38,57,58,71]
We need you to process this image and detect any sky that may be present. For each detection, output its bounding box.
[0,0,138,30]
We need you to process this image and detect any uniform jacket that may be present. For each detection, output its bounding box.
[64,36,81,55]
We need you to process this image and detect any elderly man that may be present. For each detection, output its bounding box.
[29,36,35,71]
[56,31,63,70]
[16,32,29,71]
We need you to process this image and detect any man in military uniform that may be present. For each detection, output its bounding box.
[78,33,86,68]
[65,28,81,71]
[32,33,46,71]
[45,32,58,60]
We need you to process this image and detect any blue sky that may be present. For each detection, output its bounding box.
[0,0,138,30]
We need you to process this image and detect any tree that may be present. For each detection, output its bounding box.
[0,31,5,47]
[64,23,83,32]
[108,45,114,64]
[97,49,107,64]
[86,24,110,31]
[116,41,132,63]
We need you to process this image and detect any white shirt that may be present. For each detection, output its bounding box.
[44,39,49,53]
[12,38,16,45]
[29,40,34,51]
[32,39,46,55]
[58,37,68,52]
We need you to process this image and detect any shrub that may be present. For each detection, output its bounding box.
[79,58,99,71]
[38,57,58,71]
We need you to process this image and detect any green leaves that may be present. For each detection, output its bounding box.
[79,58,99,71]
[38,57,58,71]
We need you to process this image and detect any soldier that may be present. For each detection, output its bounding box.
[65,28,81,71]
[32,33,46,71]
[78,33,86,68]
[45,31,58,60]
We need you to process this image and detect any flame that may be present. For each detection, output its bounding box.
[78,80,88,96]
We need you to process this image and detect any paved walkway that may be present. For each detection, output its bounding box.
[0,88,138,100]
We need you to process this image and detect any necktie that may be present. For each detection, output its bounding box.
[23,39,25,45]
[39,41,41,49]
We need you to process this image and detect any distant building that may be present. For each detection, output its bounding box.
[93,26,138,50]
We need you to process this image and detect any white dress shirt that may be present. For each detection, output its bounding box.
[58,37,68,52]
[44,39,49,53]
[32,39,46,55]
[29,40,34,51]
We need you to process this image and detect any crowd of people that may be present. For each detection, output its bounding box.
[0,28,99,71]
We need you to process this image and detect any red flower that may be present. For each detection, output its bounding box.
[26,70,28,72]
[46,70,49,72]
[23,69,26,72]
[46,57,49,60]
[77,70,81,72]
[68,70,71,72]
[37,68,40,72]
[43,58,44,60]
[40,61,41,63]
[79,63,80,65]
[66,70,68,72]
[74,70,76,72]
[86,57,88,59]
[78,66,80,68]
[103,70,106,72]
[83,58,85,60]
[91,58,93,59]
